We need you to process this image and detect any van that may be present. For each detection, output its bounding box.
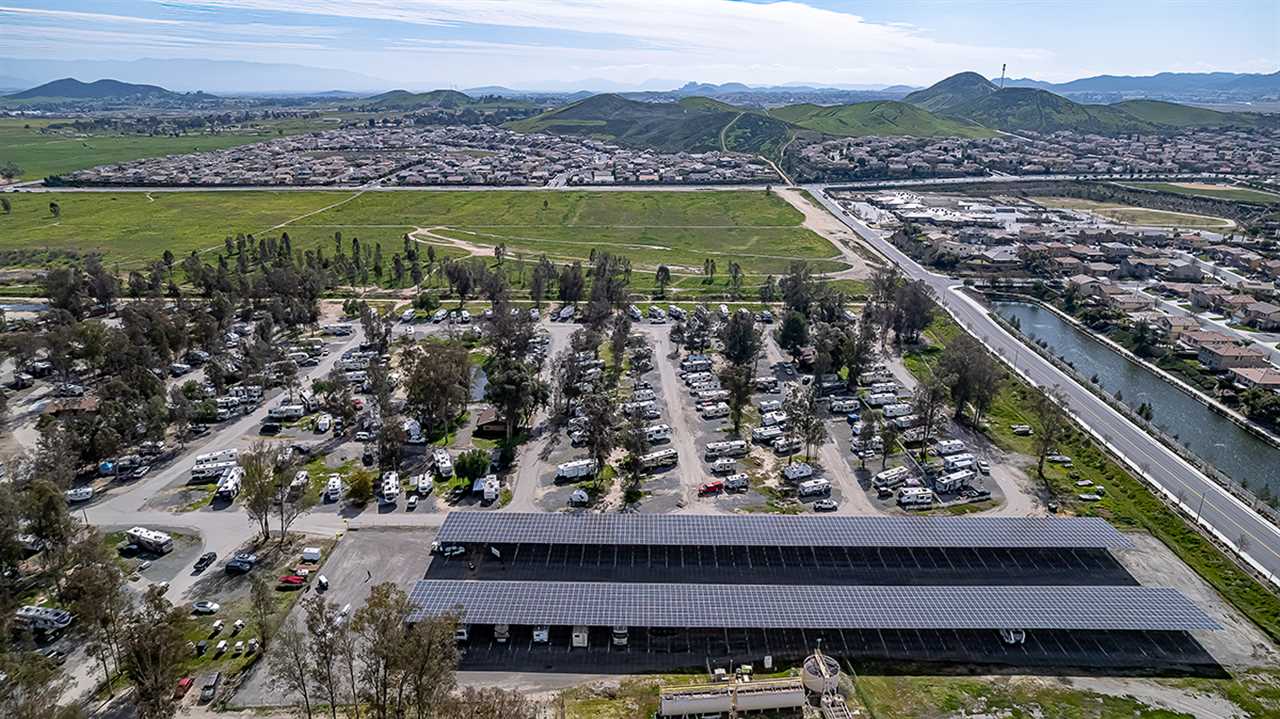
[944,453,976,472]
[571,625,589,648]
[798,478,831,497]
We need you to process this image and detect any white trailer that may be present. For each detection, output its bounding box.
[761,411,788,427]
[196,449,238,465]
[798,478,831,497]
[724,473,749,492]
[710,458,737,474]
[556,458,598,480]
[944,453,976,472]
[898,487,935,507]
[873,465,911,489]
[700,402,730,419]
[696,389,729,402]
[705,440,749,458]
[325,476,343,502]
[865,392,897,407]
[640,448,679,469]
[882,403,913,418]
[644,424,673,443]
[772,435,801,455]
[191,460,238,481]
[433,449,454,477]
[829,398,860,413]
[783,463,815,482]
[215,467,244,500]
[752,425,784,443]
[935,439,966,456]
[268,404,307,421]
[935,469,975,493]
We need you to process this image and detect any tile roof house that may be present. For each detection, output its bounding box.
[1229,366,1280,393]
[1198,344,1269,371]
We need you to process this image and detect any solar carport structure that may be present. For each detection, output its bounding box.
[418,513,1221,672]
[427,512,1140,586]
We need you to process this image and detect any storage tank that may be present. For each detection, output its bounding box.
[801,648,842,694]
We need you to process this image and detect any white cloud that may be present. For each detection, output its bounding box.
[158,0,1048,84]
[0,5,187,25]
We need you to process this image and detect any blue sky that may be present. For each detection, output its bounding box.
[0,0,1275,90]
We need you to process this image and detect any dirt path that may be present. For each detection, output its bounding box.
[774,187,874,281]
[651,326,704,511]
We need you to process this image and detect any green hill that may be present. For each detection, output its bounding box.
[903,72,996,113]
[508,94,790,154]
[1110,99,1279,128]
[943,87,1159,134]
[362,89,476,110]
[8,77,183,100]
[769,101,995,138]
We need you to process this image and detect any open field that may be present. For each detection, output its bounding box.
[0,189,848,279]
[1118,181,1280,204]
[1031,196,1236,228]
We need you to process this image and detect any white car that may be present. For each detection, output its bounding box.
[316,414,332,433]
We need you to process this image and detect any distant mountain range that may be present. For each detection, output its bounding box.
[6,77,209,101]
[1004,71,1280,99]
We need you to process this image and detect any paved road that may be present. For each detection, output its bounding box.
[806,185,1280,587]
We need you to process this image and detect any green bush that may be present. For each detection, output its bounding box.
[454,448,490,480]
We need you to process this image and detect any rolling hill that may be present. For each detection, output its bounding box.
[7,77,194,100]
[1109,100,1279,128]
[768,101,994,138]
[362,89,476,110]
[903,72,996,113]
[942,87,1159,134]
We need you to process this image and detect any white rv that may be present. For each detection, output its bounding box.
[944,453,976,472]
[433,449,454,477]
[644,424,673,442]
[556,458,598,480]
[640,448,679,469]
[935,439,966,456]
[898,487,935,507]
[705,440,749,458]
[798,478,831,497]
[761,411,788,427]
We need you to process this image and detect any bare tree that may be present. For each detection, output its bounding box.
[269,625,314,719]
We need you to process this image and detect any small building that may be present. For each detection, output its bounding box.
[1242,301,1280,331]
[1228,366,1280,393]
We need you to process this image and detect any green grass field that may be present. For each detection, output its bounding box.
[0,119,289,181]
[0,189,847,281]
[1119,181,1280,205]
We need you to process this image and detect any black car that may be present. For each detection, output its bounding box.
[225,559,252,575]
[194,551,217,573]
[260,422,282,435]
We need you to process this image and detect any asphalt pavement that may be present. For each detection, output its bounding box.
[806,185,1280,587]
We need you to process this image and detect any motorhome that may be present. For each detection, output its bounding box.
[195,449,238,466]
[898,487,935,507]
[15,605,74,632]
[415,474,434,495]
[433,449,454,477]
[882,403,913,419]
[935,439,966,456]
[783,463,815,482]
[935,469,975,493]
[215,467,244,500]
[325,476,343,502]
[829,398,860,413]
[556,458,598,480]
[761,411,788,427]
[268,404,306,421]
[705,440,749,458]
[724,473,749,492]
[700,402,730,419]
[944,453,976,472]
[126,526,174,555]
[758,399,783,413]
[696,388,729,402]
[873,466,911,490]
[752,425,784,443]
[380,474,400,504]
[772,435,801,454]
[798,478,831,497]
[640,448,679,469]
[864,392,897,407]
[644,424,673,443]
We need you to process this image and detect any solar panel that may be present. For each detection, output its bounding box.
[436,512,1133,550]
[406,580,1218,632]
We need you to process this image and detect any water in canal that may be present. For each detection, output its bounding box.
[994,301,1280,497]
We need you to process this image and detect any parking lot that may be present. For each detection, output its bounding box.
[228,528,437,708]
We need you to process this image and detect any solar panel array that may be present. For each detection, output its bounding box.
[436,512,1133,550]
[407,580,1218,631]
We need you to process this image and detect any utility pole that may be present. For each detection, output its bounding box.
[999,63,1007,89]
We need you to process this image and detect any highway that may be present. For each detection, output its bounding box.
[805,185,1280,587]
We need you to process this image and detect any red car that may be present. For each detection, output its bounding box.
[278,575,305,586]
[698,480,724,496]
[174,676,194,699]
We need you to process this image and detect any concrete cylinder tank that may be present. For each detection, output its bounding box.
[801,649,842,694]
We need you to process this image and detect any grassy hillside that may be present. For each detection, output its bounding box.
[1111,99,1279,128]
[508,94,780,153]
[944,88,1159,134]
[770,101,995,138]
[903,71,996,112]
[361,89,511,110]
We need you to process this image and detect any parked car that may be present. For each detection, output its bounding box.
[812,499,838,512]
[191,601,220,615]
[130,465,152,479]
[194,552,217,573]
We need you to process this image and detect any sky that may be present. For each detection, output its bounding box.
[0,0,1276,91]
